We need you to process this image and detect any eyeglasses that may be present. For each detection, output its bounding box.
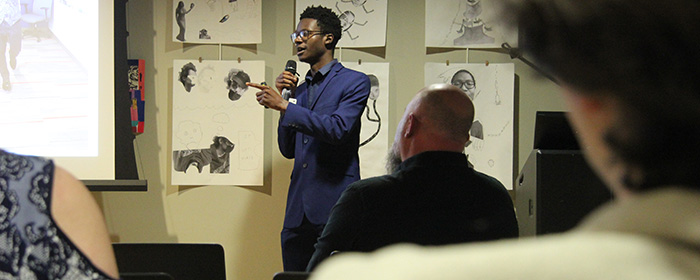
[290,30,325,42]
[452,80,476,90]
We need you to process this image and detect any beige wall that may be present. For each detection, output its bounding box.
[96,1,564,279]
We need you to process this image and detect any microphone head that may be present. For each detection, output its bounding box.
[285,60,297,74]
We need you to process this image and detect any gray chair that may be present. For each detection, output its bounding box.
[113,243,226,280]
[21,0,52,41]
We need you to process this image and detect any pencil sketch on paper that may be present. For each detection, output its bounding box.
[425,63,514,189]
[425,0,516,48]
[172,0,261,44]
[360,74,381,147]
[296,0,388,47]
[171,59,264,186]
[341,62,390,179]
[335,1,368,41]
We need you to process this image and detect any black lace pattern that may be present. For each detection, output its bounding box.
[0,150,114,279]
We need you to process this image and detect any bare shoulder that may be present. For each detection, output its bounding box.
[51,166,120,278]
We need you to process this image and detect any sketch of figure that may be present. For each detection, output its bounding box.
[225,68,251,101]
[176,1,195,41]
[179,62,198,92]
[452,0,494,46]
[360,74,381,147]
[172,136,235,174]
[340,0,374,13]
[336,2,367,40]
[451,69,479,100]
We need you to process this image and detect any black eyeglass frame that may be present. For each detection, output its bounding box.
[290,30,325,42]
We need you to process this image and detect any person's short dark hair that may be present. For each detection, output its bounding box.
[179,62,197,87]
[367,74,379,87]
[502,0,700,192]
[300,5,342,49]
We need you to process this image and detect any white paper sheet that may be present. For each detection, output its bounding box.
[425,63,515,189]
[295,0,388,47]
[171,59,265,186]
[172,0,261,44]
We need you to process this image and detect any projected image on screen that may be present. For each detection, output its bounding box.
[0,1,96,155]
[0,1,113,180]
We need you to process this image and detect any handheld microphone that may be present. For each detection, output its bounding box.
[282,60,297,101]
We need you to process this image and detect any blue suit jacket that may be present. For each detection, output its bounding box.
[278,62,370,228]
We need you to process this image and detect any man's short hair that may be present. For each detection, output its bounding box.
[300,6,342,49]
[504,0,700,191]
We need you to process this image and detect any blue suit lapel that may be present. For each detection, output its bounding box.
[309,63,343,110]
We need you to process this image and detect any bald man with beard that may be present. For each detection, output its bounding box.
[306,84,517,271]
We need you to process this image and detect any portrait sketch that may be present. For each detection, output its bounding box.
[171,59,265,186]
[295,0,388,47]
[343,62,390,179]
[425,63,515,189]
[289,60,389,179]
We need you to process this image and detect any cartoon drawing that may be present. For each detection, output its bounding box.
[340,0,374,13]
[335,1,368,40]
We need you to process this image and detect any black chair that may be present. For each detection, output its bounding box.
[113,243,226,280]
[272,271,311,280]
[120,272,174,280]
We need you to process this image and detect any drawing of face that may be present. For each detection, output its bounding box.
[368,74,380,100]
[339,11,356,31]
[214,136,235,154]
[179,62,197,92]
[176,121,203,147]
[451,70,476,99]
[225,68,250,101]
[186,70,197,86]
[197,66,216,92]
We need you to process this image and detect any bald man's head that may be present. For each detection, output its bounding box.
[414,84,475,144]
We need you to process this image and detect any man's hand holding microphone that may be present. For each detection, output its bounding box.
[247,60,298,112]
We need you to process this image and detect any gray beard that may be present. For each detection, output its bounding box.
[385,143,402,174]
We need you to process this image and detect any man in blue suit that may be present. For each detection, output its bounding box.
[248,6,370,271]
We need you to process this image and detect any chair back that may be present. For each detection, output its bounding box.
[113,243,226,280]
[30,0,52,17]
[272,271,310,280]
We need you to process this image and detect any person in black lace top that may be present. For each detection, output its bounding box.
[0,149,119,279]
